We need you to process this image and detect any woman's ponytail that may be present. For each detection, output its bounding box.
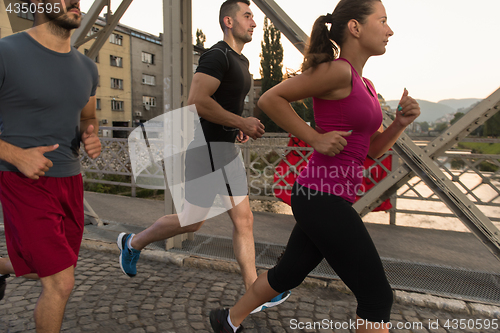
[302,0,380,72]
[302,15,339,72]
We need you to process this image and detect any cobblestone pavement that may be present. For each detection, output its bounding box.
[1,246,499,333]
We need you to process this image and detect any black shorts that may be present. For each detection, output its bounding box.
[184,141,248,208]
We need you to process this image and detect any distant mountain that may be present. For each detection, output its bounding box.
[437,98,482,110]
[386,99,455,123]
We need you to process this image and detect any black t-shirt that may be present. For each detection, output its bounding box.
[194,41,252,143]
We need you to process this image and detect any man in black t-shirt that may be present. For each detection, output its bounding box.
[118,1,290,312]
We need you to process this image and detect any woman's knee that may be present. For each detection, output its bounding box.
[356,285,394,323]
[267,266,303,292]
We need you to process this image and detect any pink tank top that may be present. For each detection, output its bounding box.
[296,58,383,202]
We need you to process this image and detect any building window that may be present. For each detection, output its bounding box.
[111,78,123,90]
[142,74,155,86]
[87,27,100,37]
[84,49,99,63]
[110,33,123,46]
[17,11,34,21]
[143,96,157,108]
[111,100,124,111]
[110,55,123,67]
[96,99,101,110]
[142,52,155,64]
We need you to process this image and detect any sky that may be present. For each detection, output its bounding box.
[80,0,500,103]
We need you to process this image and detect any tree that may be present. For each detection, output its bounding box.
[434,122,449,133]
[483,112,500,137]
[418,121,429,133]
[196,29,206,48]
[258,17,284,132]
[450,112,465,126]
[291,98,315,128]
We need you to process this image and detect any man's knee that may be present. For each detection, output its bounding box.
[184,221,204,233]
[41,270,75,299]
[232,213,254,232]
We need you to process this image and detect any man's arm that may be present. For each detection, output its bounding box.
[0,139,58,179]
[187,73,264,139]
[80,96,101,159]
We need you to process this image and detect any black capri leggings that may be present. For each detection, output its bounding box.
[267,183,393,323]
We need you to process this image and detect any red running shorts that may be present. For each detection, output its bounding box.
[0,172,84,278]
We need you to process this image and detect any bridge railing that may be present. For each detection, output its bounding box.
[81,128,500,226]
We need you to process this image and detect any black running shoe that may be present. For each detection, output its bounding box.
[209,308,244,333]
[0,274,10,301]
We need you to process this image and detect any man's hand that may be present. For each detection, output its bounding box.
[240,117,265,140]
[81,125,101,159]
[236,130,249,143]
[312,130,352,156]
[15,144,59,179]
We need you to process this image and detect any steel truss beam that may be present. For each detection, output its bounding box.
[252,0,308,54]
[257,0,500,260]
[71,0,133,60]
[163,0,194,249]
[354,88,500,217]
[74,0,133,225]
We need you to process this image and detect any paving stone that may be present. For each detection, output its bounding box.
[0,242,498,332]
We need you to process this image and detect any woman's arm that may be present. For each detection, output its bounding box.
[368,88,421,159]
[258,61,353,156]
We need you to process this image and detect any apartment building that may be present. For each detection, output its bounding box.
[130,30,163,126]
[1,6,254,135]
[79,18,132,135]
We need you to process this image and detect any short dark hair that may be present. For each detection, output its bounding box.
[219,0,251,32]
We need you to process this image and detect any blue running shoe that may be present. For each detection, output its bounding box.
[117,233,141,277]
[250,290,291,314]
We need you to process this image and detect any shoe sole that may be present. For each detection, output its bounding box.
[250,291,291,314]
[264,291,291,308]
[117,232,134,277]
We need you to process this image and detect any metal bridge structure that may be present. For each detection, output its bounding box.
[76,1,500,261]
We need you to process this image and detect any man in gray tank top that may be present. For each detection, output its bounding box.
[0,1,100,331]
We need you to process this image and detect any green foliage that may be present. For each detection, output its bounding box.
[457,142,500,155]
[259,17,284,132]
[84,173,164,199]
[450,112,465,126]
[84,173,131,195]
[260,17,283,93]
[483,111,500,137]
[455,143,500,172]
[477,161,499,172]
[434,122,449,133]
[291,98,315,128]
[418,121,429,132]
[450,159,465,170]
[196,28,206,48]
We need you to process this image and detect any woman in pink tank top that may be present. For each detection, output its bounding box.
[209,1,420,332]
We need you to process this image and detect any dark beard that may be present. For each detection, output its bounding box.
[44,3,81,37]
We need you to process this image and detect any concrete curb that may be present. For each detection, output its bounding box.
[81,238,500,319]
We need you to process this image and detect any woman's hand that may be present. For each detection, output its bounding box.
[395,88,420,127]
[312,130,352,156]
